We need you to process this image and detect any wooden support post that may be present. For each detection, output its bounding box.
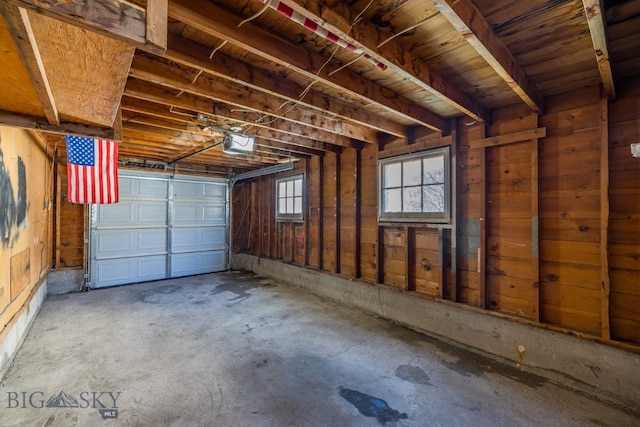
[600,85,611,340]
[304,158,311,266]
[55,161,61,268]
[405,226,413,291]
[478,124,487,309]
[335,151,341,274]
[377,226,385,284]
[531,113,541,322]
[355,149,362,278]
[318,155,324,269]
[438,228,445,299]
[450,118,458,302]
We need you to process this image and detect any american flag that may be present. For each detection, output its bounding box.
[65,135,119,204]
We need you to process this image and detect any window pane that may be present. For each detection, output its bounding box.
[286,180,294,195]
[279,199,286,214]
[423,185,445,213]
[294,178,302,196]
[384,188,401,212]
[294,196,302,213]
[279,181,286,195]
[384,163,401,187]
[423,156,445,184]
[403,186,422,212]
[403,160,421,186]
[286,197,294,213]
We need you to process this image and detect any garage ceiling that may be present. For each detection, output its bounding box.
[0,0,638,175]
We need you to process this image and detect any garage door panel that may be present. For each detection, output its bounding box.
[97,201,167,227]
[171,251,227,278]
[119,174,168,198]
[172,226,225,252]
[95,255,167,287]
[174,181,226,201]
[95,228,167,257]
[172,203,226,225]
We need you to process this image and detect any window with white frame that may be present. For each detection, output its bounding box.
[276,174,304,220]
[379,147,450,223]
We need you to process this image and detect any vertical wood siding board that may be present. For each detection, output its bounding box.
[600,85,611,340]
[355,149,362,278]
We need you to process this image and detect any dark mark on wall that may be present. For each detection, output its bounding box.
[338,386,408,425]
[17,156,27,226]
[1,139,28,248]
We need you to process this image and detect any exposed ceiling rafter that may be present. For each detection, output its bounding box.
[583,0,616,100]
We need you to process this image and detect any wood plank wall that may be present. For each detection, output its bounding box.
[232,84,640,348]
[54,162,84,268]
[0,127,52,343]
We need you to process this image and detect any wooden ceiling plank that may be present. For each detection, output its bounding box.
[0,5,59,125]
[4,0,167,54]
[430,0,545,112]
[164,33,405,138]
[582,0,616,100]
[129,54,373,146]
[168,0,446,131]
[123,78,351,150]
[279,0,490,123]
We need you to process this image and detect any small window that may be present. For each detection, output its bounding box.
[276,174,304,220]
[379,147,450,223]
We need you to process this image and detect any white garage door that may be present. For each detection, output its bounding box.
[89,170,228,288]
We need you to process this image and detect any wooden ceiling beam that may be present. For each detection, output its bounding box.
[0,109,113,138]
[130,55,373,145]
[164,33,405,138]
[277,0,491,122]
[120,97,333,156]
[123,78,352,150]
[168,0,446,132]
[3,0,167,54]
[430,0,545,112]
[583,0,616,100]
[0,5,59,125]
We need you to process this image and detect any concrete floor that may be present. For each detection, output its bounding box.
[0,271,637,427]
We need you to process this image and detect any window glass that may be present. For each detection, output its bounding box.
[403,186,422,212]
[403,159,422,186]
[384,163,402,187]
[384,188,402,212]
[423,156,444,184]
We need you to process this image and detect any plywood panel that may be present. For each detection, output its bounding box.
[28,11,135,126]
[0,13,44,117]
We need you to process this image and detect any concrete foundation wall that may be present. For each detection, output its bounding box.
[0,279,47,380]
[234,254,640,412]
[47,268,84,295]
